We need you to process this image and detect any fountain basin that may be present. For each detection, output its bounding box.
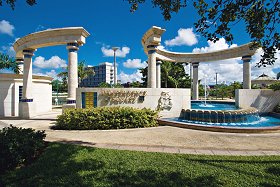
[180,107,259,123]
[159,113,280,133]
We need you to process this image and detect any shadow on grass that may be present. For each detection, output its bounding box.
[0,143,224,187]
[1,143,279,186]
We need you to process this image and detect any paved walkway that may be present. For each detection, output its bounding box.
[1,109,280,156]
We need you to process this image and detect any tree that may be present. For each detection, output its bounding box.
[139,61,191,88]
[98,82,111,88]
[0,53,19,74]
[0,0,36,9]
[51,79,67,93]
[277,72,280,80]
[216,83,229,100]
[127,0,279,67]
[228,81,242,98]
[57,60,95,87]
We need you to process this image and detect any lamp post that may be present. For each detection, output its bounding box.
[215,72,218,100]
[112,47,119,86]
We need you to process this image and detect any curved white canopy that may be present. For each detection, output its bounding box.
[142,26,257,63]
[13,27,90,57]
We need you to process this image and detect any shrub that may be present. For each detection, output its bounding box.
[0,125,46,174]
[55,106,159,130]
[274,105,280,113]
[268,82,280,91]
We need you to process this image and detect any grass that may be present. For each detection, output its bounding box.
[1,143,280,187]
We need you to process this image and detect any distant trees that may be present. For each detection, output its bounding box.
[200,81,243,99]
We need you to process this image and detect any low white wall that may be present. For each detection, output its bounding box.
[236,89,280,113]
[76,88,191,118]
[0,74,52,117]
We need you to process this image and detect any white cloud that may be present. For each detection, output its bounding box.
[123,59,147,69]
[118,70,143,83]
[33,56,67,69]
[165,28,198,46]
[193,38,236,53]
[33,69,59,79]
[101,46,130,58]
[190,38,280,85]
[0,20,15,36]
[1,45,15,57]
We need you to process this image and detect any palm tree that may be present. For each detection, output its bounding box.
[57,60,95,86]
[0,53,19,74]
[139,61,190,88]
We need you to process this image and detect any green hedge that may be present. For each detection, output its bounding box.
[268,82,280,91]
[0,125,46,174]
[55,107,159,130]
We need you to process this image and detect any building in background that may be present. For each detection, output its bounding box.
[251,73,280,88]
[80,62,116,87]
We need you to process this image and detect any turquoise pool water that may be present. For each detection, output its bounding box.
[191,101,237,110]
[166,115,280,128]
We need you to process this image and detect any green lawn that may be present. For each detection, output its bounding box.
[1,143,280,187]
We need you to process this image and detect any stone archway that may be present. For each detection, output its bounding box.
[142,26,258,100]
[13,27,90,118]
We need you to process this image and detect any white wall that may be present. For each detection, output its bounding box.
[0,81,16,116]
[236,89,280,113]
[77,88,191,118]
[33,81,52,114]
[0,75,52,117]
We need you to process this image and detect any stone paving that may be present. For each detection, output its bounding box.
[1,109,280,156]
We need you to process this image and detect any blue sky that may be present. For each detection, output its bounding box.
[0,0,279,84]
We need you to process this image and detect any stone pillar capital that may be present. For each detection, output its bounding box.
[147,45,157,54]
[192,62,199,67]
[67,42,79,52]
[156,60,162,65]
[23,49,35,58]
[242,55,252,62]
[16,57,24,64]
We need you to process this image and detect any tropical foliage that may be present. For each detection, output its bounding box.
[140,61,191,88]
[127,0,279,67]
[0,0,36,9]
[55,107,159,130]
[0,53,19,74]
[57,60,95,87]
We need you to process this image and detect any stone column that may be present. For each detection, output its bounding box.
[66,42,79,105]
[19,49,35,118]
[147,45,157,88]
[242,55,251,89]
[16,57,24,74]
[192,62,199,100]
[156,60,162,88]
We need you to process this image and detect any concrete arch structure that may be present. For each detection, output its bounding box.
[142,26,258,100]
[13,27,90,118]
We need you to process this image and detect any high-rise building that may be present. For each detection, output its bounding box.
[79,62,116,87]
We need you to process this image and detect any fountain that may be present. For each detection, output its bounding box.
[198,77,214,108]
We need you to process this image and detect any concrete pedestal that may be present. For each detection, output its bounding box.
[19,101,36,118]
